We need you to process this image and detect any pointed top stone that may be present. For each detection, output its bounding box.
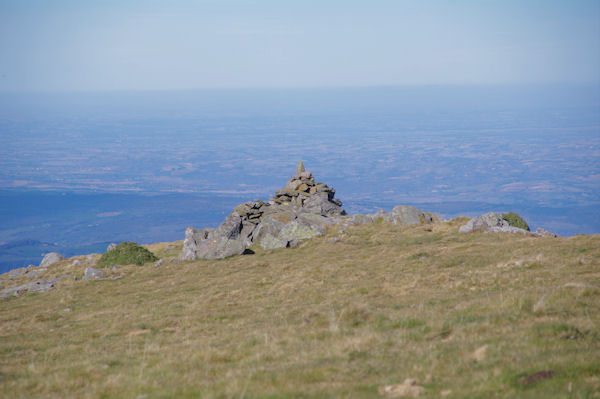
[296,160,305,175]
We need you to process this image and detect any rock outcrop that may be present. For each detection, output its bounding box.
[180,161,346,260]
[459,212,556,237]
[40,252,65,267]
[344,205,438,226]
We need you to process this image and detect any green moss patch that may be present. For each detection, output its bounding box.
[502,212,530,231]
[96,242,158,268]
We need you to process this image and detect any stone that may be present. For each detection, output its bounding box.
[179,227,214,261]
[0,280,55,298]
[378,378,424,397]
[26,271,39,279]
[191,235,246,260]
[251,215,286,244]
[459,212,532,235]
[154,259,165,267]
[83,267,104,280]
[260,233,289,250]
[472,345,488,362]
[345,213,377,226]
[72,259,82,267]
[303,192,345,216]
[8,267,27,278]
[533,227,557,237]
[296,160,305,175]
[40,252,65,267]
[386,205,430,225]
[279,220,323,242]
[107,243,117,252]
[299,171,313,179]
[286,180,302,190]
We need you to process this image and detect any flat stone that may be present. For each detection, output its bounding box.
[83,267,104,280]
[8,267,27,278]
[0,280,55,298]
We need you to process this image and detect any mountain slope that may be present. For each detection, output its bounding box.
[0,219,599,398]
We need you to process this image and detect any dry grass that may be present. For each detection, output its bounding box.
[1,220,599,398]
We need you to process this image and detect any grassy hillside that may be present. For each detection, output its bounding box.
[0,219,599,398]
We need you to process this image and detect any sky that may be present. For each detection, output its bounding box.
[0,0,599,92]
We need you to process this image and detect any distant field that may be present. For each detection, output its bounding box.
[1,86,599,274]
[1,220,598,398]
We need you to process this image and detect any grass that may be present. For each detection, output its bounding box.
[502,212,531,231]
[0,220,599,398]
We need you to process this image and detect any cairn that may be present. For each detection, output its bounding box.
[270,161,343,213]
[180,161,346,260]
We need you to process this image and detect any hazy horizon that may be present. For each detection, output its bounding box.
[1,1,599,92]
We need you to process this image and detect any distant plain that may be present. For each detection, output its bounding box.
[0,86,598,271]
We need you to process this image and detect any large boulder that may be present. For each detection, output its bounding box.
[40,252,65,267]
[458,212,556,236]
[385,205,432,225]
[179,227,213,261]
[180,213,246,260]
[459,212,516,233]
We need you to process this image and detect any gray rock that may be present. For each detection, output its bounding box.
[180,212,246,260]
[26,271,39,279]
[83,267,104,280]
[252,216,286,244]
[533,227,558,238]
[40,252,65,267]
[0,280,55,298]
[72,259,83,267]
[296,160,305,175]
[154,259,165,267]
[107,243,117,252]
[459,212,507,233]
[385,205,430,225]
[260,233,289,250]
[8,267,27,278]
[302,192,345,217]
[179,227,214,261]
[297,212,336,229]
[191,236,246,260]
[344,213,378,226]
[459,212,531,235]
[279,220,323,242]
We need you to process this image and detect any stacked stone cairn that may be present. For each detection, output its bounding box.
[270,160,343,215]
[180,161,347,260]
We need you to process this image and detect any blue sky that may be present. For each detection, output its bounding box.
[1,0,599,91]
